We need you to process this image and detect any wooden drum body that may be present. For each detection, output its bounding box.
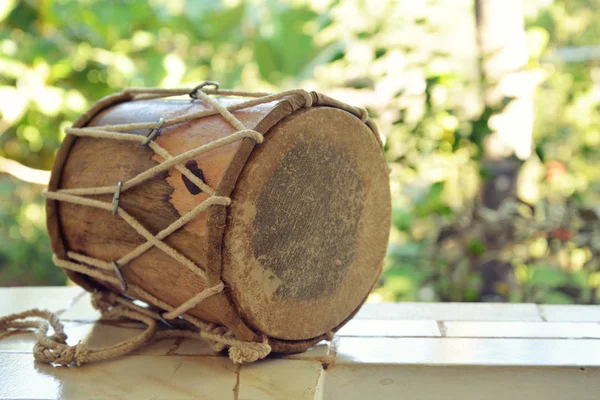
[46,87,390,353]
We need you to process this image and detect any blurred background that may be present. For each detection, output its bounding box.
[1,0,600,304]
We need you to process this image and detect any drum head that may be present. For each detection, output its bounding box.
[223,106,390,340]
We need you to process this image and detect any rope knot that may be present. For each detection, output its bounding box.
[301,90,314,107]
[228,338,271,364]
[357,107,369,122]
[34,342,89,366]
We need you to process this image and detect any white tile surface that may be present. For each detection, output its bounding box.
[0,320,82,352]
[337,319,441,337]
[176,337,331,360]
[239,359,324,400]
[0,320,177,355]
[444,321,600,338]
[540,305,600,322]
[58,291,101,321]
[3,287,600,400]
[335,337,600,366]
[281,340,331,360]
[173,337,221,356]
[0,353,238,400]
[355,302,542,321]
[322,364,600,400]
[0,287,83,316]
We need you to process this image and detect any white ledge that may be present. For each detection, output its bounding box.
[1,287,599,399]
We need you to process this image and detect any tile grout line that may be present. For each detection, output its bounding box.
[536,304,548,322]
[436,321,447,337]
[306,336,600,342]
[55,289,87,317]
[8,336,600,357]
[355,318,545,322]
[233,364,241,400]
[314,362,326,400]
[166,337,184,355]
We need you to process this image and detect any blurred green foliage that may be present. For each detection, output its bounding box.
[377,0,600,304]
[1,0,600,304]
[0,0,336,286]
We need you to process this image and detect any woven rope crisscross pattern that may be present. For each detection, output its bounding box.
[0,84,324,366]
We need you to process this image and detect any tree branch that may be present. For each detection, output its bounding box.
[0,156,50,185]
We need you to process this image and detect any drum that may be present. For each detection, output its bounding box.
[45,83,390,356]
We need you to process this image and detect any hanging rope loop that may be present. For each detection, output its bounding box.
[189,81,220,99]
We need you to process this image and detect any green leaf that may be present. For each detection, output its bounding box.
[467,239,487,257]
[254,38,278,82]
[392,207,412,232]
[539,291,575,304]
[414,182,452,217]
[529,265,567,289]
